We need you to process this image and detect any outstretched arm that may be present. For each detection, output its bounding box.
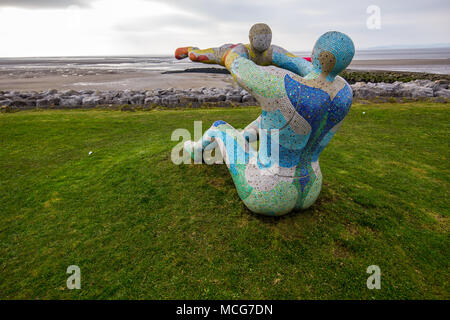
[175,44,237,66]
[270,45,312,77]
[224,45,290,101]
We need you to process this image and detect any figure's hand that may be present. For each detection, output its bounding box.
[188,44,236,66]
[175,46,199,60]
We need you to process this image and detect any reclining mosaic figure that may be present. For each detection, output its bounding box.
[179,30,355,216]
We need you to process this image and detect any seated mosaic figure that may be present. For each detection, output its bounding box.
[181,31,355,216]
[175,23,312,76]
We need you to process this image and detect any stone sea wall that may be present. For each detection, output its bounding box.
[1,87,257,111]
[1,79,449,112]
[352,79,449,99]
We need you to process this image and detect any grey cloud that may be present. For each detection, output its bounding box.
[0,0,90,9]
[148,0,450,49]
[152,0,449,26]
[158,0,280,22]
[0,0,448,56]
[115,14,213,33]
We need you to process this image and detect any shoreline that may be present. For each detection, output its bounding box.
[1,60,449,112]
[0,67,449,92]
[0,58,449,91]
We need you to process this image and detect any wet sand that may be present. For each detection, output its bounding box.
[349,58,450,74]
[0,58,448,91]
[0,70,235,91]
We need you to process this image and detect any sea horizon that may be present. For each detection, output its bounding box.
[0,47,449,75]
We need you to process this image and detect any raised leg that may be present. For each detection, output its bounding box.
[183,120,256,164]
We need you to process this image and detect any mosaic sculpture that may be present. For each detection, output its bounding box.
[175,23,312,76]
[179,30,355,216]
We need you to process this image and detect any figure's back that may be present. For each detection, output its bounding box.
[284,75,353,164]
[256,73,352,172]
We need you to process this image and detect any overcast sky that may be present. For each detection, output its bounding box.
[0,0,448,57]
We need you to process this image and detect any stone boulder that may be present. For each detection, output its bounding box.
[0,99,12,107]
[82,96,103,107]
[144,97,161,105]
[435,89,450,98]
[60,96,82,107]
[130,94,145,105]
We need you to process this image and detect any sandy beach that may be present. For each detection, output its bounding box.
[0,69,235,91]
[0,58,449,91]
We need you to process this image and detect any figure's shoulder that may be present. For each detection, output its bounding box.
[227,43,248,55]
[335,76,352,96]
[223,44,249,66]
[331,77,353,106]
[334,75,350,87]
[271,45,297,63]
[270,44,282,52]
[242,43,252,53]
[270,45,291,56]
[243,44,273,66]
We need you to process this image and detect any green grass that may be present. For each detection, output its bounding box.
[0,102,449,299]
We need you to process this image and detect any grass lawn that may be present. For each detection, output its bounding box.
[0,102,449,299]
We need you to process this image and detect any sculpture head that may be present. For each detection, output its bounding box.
[249,23,272,53]
[311,31,355,80]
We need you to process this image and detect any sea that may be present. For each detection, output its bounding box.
[0,48,449,75]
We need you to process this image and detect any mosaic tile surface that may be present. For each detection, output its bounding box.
[181,30,355,216]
